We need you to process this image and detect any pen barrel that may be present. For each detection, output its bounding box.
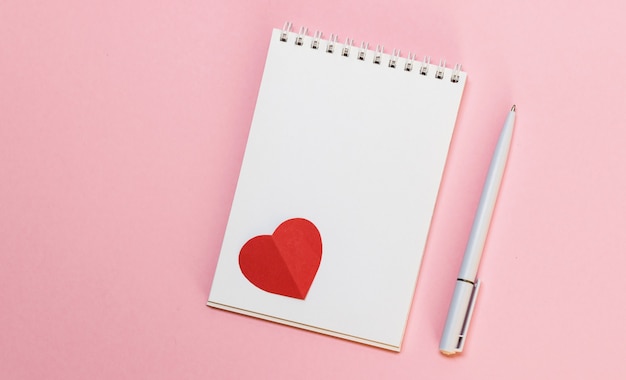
[440,108,515,355]
[457,111,515,281]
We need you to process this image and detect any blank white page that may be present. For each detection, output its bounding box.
[208,27,466,351]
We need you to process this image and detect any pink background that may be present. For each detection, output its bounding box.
[2,0,626,378]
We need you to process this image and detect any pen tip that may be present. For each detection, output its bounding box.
[511,104,516,112]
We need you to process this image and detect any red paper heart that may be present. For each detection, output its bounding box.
[238,218,322,300]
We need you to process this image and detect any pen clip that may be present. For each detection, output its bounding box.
[457,279,481,352]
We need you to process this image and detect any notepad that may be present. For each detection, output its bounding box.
[208,22,466,351]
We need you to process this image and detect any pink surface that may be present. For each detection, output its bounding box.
[2,0,626,378]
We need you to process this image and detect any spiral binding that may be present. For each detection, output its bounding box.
[279,22,462,83]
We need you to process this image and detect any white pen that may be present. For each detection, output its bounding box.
[439,105,516,355]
